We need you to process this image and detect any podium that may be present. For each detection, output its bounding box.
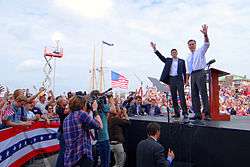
[209,68,230,121]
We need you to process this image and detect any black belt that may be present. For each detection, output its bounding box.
[169,75,180,78]
[191,69,203,74]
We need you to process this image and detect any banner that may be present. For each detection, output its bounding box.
[0,121,59,167]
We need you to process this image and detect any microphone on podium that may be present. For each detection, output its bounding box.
[207,59,216,66]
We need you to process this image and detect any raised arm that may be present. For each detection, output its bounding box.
[200,24,210,56]
[27,87,45,102]
[150,42,167,63]
[200,24,209,43]
[80,111,100,130]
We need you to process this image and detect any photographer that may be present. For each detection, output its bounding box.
[89,90,111,167]
[63,95,102,167]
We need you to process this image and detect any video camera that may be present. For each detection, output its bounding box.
[87,88,113,112]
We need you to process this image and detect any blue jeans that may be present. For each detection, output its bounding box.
[97,140,110,167]
[56,132,65,167]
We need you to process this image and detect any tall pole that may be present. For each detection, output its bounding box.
[91,44,97,90]
[99,43,104,92]
[99,41,114,92]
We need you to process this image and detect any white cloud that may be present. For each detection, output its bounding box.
[54,0,113,19]
[17,59,42,72]
[1,0,250,93]
[106,59,131,68]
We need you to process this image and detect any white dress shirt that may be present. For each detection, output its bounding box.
[170,58,178,76]
[187,42,210,74]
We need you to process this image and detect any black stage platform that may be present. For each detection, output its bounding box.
[125,116,250,167]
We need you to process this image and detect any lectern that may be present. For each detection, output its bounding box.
[209,68,230,121]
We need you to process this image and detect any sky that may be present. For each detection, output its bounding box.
[0,0,250,95]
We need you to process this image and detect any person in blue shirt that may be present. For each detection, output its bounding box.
[3,95,32,127]
[186,24,211,121]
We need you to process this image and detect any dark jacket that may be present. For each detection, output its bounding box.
[136,137,169,167]
[155,50,186,85]
[144,104,161,116]
[56,106,68,134]
[128,104,147,116]
[108,117,130,143]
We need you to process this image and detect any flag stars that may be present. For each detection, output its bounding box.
[0,132,58,163]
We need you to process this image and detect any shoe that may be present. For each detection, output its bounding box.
[204,115,211,121]
[189,115,202,120]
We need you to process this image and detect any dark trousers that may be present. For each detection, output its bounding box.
[169,76,188,116]
[73,155,93,167]
[56,132,65,167]
[191,70,210,116]
[92,144,99,167]
[97,140,111,167]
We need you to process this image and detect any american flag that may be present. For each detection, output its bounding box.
[111,71,129,89]
[3,105,14,117]
[0,104,14,122]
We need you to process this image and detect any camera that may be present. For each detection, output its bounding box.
[87,88,112,112]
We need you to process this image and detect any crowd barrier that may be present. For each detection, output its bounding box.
[0,121,59,167]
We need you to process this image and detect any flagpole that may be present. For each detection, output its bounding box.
[91,43,97,90]
[99,41,114,92]
[99,43,104,92]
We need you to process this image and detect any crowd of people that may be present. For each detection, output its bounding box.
[0,83,249,167]
[219,86,250,116]
[0,86,57,129]
[0,84,249,130]
[0,85,176,167]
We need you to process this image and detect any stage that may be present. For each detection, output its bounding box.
[125,115,250,167]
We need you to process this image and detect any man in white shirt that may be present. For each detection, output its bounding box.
[151,43,188,120]
[186,24,211,121]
